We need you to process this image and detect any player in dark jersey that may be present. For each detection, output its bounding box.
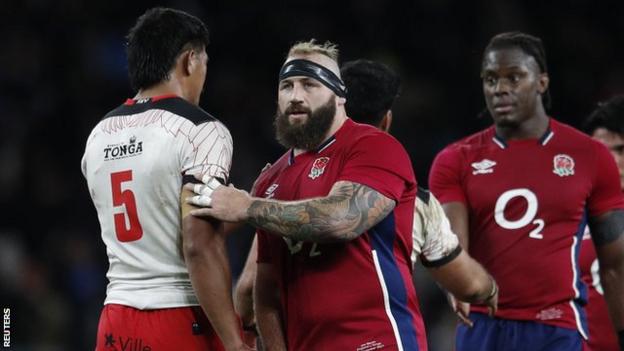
[82,8,249,351]
[188,40,427,350]
[429,31,624,351]
[581,95,624,351]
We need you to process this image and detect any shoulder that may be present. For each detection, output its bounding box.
[103,96,221,126]
[346,120,407,152]
[550,118,609,157]
[252,152,291,195]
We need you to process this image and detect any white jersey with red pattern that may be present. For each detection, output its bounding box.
[411,188,461,267]
[81,95,232,309]
[429,118,624,337]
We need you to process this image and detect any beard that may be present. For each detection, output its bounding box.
[274,96,336,150]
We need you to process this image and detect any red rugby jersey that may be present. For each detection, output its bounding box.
[429,118,624,337]
[255,118,425,351]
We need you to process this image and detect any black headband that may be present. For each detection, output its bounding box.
[279,59,347,97]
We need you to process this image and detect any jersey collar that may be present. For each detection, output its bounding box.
[491,119,555,149]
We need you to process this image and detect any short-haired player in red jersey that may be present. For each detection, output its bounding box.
[429,32,624,351]
[81,8,251,351]
[188,40,426,350]
[581,95,624,351]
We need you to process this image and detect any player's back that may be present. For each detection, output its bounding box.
[81,95,232,309]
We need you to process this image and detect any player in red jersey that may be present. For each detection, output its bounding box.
[429,32,624,351]
[81,8,250,351]
[229,58,500,349]
[188,40,426,350]
[580,96,624,351]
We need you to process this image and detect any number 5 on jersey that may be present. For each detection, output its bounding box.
[495,188,544,239]
[111,170,143,242]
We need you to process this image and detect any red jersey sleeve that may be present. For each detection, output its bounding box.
[337,132,414,201]
[587,141,624,217]
[429,145,467,204]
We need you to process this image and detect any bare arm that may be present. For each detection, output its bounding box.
[255,262,286,351]
[181,187,246,351]
[589,210,624,346]
[427,249,497,314]
[234,235,258,329]
[439,201,474,325]
[188,180,396,243]
[441,202,470,250]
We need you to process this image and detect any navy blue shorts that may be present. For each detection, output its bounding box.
[456,312,582,351]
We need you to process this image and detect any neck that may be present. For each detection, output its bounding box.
[134,78,186,102]
[495,105,549,140]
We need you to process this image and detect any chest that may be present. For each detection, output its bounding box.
[462,144,593,221]
[261,153,347,201]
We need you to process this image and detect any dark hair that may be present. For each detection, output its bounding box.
[341,59,400,126]
[482,31,551,109]
[126,7,210,91]
[584,95,624,136]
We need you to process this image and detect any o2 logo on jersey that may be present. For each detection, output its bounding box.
[552,154,575,177]
[494,188,544,239]
[309,157,330,179]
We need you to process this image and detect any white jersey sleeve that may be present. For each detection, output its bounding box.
[411,189,460,266]
[181,119,233,182]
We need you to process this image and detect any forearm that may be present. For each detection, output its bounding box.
[246,181,393,243]
[183,216,242,349]
[234,236,258,327]
[428,249,496,303]
[601,261,624,331]
[255,265,286,351]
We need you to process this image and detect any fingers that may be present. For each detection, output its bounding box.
[456,311,474,328]
[187,195,212,207]
[455,302,473,327]
[189,208,213,217]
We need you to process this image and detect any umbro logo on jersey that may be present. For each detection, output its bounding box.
[265,184,278,199]
[309,157,330,179]
[553,154,575,177]
[471,159,496,175]
[104,135,143,161]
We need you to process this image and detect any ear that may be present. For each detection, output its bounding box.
[537,73,549,94]
[179,49,194,77]
[379,110,393,132]
[336,96,347,106]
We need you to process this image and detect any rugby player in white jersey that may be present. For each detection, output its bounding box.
[81,7,251,351]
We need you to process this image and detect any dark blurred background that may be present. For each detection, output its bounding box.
[1,0,623,350]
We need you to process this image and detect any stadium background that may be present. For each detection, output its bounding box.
[1,0,623,350]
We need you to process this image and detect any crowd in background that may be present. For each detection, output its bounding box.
[1,0,623,349]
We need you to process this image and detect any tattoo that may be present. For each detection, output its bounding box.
[589,210,624,246]
[246,181,396,242]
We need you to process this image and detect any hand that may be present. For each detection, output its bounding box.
[483,279,498,317]
[447,293,473,327]
[185,177,252,222]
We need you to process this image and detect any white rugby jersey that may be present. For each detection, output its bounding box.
[81,95,233,309]
[411,187,461,267]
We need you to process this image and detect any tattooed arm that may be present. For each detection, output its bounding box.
[187,180,396,243]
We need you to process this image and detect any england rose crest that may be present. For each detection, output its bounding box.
[309,157,330,179]
[552,154,575,177]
